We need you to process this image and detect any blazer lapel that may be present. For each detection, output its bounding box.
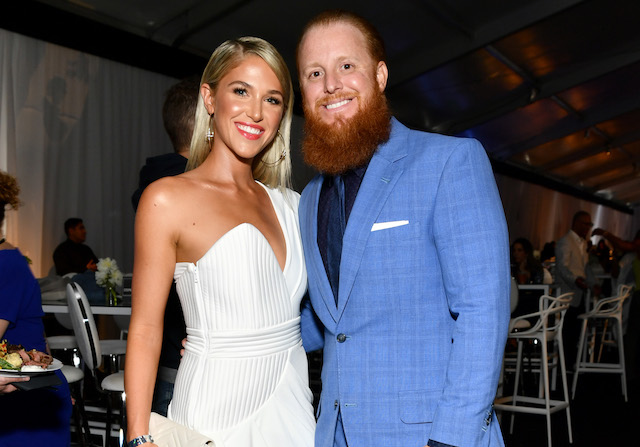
[303,177,342,323]
[336,121,409,317]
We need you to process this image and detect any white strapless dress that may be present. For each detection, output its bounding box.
[168,184,315,447]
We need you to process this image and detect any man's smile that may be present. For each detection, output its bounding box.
[325,99,352,110]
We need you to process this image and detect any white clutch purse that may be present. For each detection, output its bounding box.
[149,412,218,447]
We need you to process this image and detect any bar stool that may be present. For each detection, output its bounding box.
[494,292,574,447]
[572,284,633,401]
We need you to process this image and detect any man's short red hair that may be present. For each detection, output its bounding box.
[296,9,387,71]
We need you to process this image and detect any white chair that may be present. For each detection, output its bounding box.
[60,364,91,446]
[572,284,633,402]
[66,282,127,447]
[494,292,574,447]
[40,275,81,364]
[47,312,82,368]
[510,278,533,331]
[498,279,532,399]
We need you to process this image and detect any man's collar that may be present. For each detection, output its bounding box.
[352,163,368,179]
[569,229,586,242]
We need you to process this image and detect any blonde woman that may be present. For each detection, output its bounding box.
[125,37,315,447]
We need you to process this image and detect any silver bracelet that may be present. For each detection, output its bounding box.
[128,435,154,447]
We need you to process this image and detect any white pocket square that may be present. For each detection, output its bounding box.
[371,220,409,232]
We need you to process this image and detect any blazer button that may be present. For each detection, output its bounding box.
[337,333,347,343]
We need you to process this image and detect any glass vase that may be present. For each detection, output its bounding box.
[105,284,118,306]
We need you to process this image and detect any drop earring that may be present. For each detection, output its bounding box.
[261,131,287,166]
[205,113,215,144]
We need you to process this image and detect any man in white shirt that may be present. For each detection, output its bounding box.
[556,210,593,365]
[556,211,593,306]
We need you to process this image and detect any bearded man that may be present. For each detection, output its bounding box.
[297,10,511,447]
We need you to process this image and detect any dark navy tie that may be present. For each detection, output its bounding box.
[326,175,345,305]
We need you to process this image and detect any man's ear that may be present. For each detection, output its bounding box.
[200,84,215,115]
[376,61,388,92]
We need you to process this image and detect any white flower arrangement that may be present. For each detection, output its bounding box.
[95,257,123,289]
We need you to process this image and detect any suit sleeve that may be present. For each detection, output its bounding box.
[300,293,324,352]
[297,185,325,353]
[428,139,511,446]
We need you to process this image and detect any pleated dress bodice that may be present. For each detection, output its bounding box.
[167,184,315,447]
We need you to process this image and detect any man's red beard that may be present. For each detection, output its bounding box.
[302,88,391,175]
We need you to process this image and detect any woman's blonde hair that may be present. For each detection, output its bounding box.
[187,37,294,190]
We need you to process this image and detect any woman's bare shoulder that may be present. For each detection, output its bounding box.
[138,175,199,209]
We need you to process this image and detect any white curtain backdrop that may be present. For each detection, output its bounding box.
[1,29,176,276]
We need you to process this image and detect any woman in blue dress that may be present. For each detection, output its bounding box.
[0,170,72,446]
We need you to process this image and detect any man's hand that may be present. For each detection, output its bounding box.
[86,259,98,272]
[575,276,588,290]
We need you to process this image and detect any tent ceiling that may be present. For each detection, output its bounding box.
[8,0,640,211]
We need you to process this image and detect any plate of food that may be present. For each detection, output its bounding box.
[0,340,63,374]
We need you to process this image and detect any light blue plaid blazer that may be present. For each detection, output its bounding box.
[300,118,510,447]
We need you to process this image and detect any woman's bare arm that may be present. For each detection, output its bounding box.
[125,180,181,445]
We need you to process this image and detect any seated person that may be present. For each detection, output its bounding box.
[511,237,551,285]
[53,217,98,276]
[511,237,552,318]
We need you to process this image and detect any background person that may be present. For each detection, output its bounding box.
[556,210,598,365]
[131,76,200,210]
[0,170,72,446]
[511,237,550,285]
[593,227,640,254]
[556,211,595,304]
[510,237,553,318]
[52,217,98,276]
[131,76,199,416]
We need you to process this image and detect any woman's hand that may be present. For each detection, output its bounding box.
[180,337,187,359]
[0,375,29,393]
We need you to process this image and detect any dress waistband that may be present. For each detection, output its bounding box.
[185,316,301,358]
